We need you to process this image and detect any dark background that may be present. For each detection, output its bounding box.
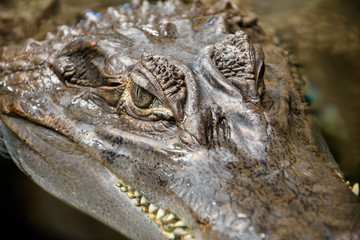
[0,0,359,239]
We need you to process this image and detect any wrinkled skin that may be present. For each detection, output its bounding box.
[0,1,359,240]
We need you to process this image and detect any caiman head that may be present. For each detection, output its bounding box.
[0,1,359,240]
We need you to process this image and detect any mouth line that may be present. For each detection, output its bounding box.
[115,180,195,240]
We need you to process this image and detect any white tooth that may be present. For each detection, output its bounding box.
[141,206,149,213]
[120,186,128,192]
[334,170,343,180]
[183,234,194,239]
[149,213,156,220]
[163,231,175,239]
[164,213,177,222]
[352,183,359,196]
[174,220,186,227]
[134,199,141,206]
[140,196,149,205]
[134,190,142,197]
[127,192,135,199]
[163,223,175,232]
[156,208,166,219]
[173,227,189,236]
[149,204,159,213]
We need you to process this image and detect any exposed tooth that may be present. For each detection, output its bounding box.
[184,234,194,239]
[173,227,189,236]
[164,213,177,223]
[141,206,149,213]
[115,180,192,239]
[134,190,142,197]
[163,223,175,232]
[141,196,149,205]
[156,208,166,219]
[134,199,141,206]
[334,170,343,180]
[352,183,359,196]
[174,220,186,227]
[162,231,175,240]
[149,204,159,213]
[127,192,136,199]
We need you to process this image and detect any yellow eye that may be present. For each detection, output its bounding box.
[130,82,155,109]
[124,79,173,121]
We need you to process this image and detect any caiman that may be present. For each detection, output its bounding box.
[0,0,359,239]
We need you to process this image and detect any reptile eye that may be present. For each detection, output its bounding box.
[123,80,174,121]
[130,83,155,109]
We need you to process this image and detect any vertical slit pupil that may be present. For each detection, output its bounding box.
[130,83,155,109]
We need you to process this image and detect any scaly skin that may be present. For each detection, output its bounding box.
[0,1,359,239]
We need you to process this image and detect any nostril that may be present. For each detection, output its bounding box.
[196,108,230,146]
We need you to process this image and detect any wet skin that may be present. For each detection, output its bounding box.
[0,1,359,240]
